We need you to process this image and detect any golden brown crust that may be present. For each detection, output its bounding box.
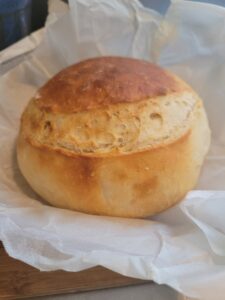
[17,57,211,217]
[17,101,210,218]
[36,57,184,113]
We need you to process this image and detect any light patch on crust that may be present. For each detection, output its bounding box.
[21,91,198,156]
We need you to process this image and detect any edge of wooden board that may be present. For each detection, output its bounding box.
[0,243,148,299]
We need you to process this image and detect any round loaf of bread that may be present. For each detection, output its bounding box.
[17,57,210,218]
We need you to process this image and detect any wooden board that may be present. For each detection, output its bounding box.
[0,243,147,299]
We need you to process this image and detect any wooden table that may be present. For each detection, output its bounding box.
[0,243,147,299]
